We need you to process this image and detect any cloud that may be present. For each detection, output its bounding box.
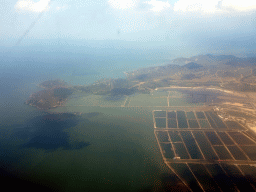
[173,0,218,13]
[221,0,256,12]
[108,0,138,10]
[173,0,256,14]
[145,0,171,12]
[108,0,171,12]
[56,5,68,11]
[15,0,50,13]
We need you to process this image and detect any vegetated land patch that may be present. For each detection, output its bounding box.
[26,79,74,110]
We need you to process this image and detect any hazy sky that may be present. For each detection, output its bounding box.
[1,0,256,57]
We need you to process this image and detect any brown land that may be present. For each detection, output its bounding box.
[26,80,73,110]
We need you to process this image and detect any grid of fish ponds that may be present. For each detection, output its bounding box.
[168,163,256,192]
[156,129,256,161]
[153,110,244,130]
[154,110,256,162]
[153,110,256,191]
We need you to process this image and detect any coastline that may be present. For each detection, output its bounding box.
[155,86,236,95]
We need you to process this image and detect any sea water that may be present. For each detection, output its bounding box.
[0,52,170,191]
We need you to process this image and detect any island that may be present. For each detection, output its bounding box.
[25,79,74,110]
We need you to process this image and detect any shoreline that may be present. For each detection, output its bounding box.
[155,86,237,95]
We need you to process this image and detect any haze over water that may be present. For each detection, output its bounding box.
[1,0,256,191]
[0,50,171,191]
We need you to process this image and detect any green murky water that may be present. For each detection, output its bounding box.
[1,89,207,191]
